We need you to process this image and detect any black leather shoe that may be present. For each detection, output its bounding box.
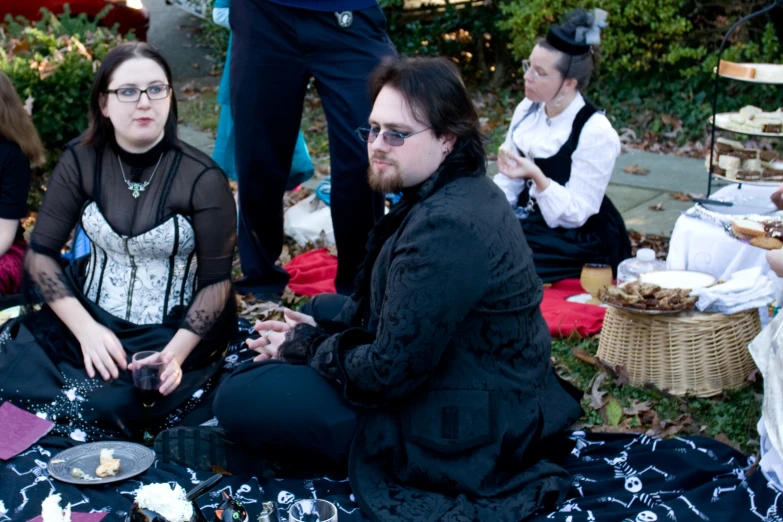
[154,426,279,477]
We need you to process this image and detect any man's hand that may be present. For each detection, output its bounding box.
[283,308,317,328]
[772,183,783,210]
[247,320,290,362]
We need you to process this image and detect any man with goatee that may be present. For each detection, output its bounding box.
[165,57,583,522]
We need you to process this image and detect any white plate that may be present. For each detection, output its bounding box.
[712,114,783,137]
[696,195,779,215]
[710,172,781,187]
[716,63,783,85]
[639,270,717,289]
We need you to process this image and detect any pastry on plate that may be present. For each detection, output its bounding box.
[750,236,783,250]
[731,218,767,238]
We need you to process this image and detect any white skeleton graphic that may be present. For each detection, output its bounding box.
[677,494,709,520]
[746,482,783,521]
[573,474,598,497]
[186,467,200,485]
[569,431,605,459]
[604,451,673,492]
[673,437,717,460]
[18,446,51,459]
[546,498,582,518]
[7,459,56,512]
[622,511,658,522]
[0,500,10,522]
[624,435,661,453]
[600,491,680,520]
[202,485,258,511]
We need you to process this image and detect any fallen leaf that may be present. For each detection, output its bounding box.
[604,397,624,426]
[192,63,201,70]
[714,433,742,452]
[671,192,693,201]
[624,164,650,175]
[572,347,597,366]
[623,400,653,416]
[588,372,608,409]
[649,202,664,212]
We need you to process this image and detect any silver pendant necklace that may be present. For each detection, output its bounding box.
[118,153,164,198]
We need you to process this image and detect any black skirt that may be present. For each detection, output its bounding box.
[522,196,632,283]
[0,258,232,442]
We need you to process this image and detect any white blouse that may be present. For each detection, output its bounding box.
[493,92,621,229]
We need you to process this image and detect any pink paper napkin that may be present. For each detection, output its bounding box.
[0,401,55,460]
[27,512,107,522]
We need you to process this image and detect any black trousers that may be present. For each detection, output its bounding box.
[230,1,395,297]
[214,295,358,473]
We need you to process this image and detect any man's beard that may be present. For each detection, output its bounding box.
[367,155,404,194]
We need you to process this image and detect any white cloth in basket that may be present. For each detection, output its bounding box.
[691,266,774,314]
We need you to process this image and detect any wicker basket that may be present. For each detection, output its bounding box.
[596,307,761,397]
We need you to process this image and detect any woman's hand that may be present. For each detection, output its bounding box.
[247,320,290,362]
[127,351,183,396]
[497,146,550,191]
[75,322,127,381]
[157,352,183,396]
[767,249,783,278]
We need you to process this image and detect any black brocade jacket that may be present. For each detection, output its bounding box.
[284,164,583,521]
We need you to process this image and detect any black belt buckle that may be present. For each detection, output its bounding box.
[335,11,353,28]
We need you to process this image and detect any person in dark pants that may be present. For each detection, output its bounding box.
[158,57,583,521]
[230,0,396,299]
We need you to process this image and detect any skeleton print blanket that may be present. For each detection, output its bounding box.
[1,431,781,522]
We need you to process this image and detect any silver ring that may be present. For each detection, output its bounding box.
[263,330,271,341]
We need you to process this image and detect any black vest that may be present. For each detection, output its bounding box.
[511,100,632,282]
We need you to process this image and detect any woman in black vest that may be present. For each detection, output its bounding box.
[494,8,631,283]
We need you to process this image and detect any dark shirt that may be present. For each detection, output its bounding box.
[0,137,31,243]
[267,0,377,11]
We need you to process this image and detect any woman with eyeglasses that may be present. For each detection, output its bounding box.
[494,8,631,283]
[0,43,237,442]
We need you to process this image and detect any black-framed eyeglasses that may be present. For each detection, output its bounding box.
[355,126,430,147]
[105,85,172,103]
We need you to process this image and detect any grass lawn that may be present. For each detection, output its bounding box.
[551,335,762,455]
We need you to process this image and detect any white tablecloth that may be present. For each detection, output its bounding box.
[667,184,778,280]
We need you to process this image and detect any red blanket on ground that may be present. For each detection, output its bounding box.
[0,240,25,296]
[284,248,337,296]
[284,252,604,337]
[540,279,606,338]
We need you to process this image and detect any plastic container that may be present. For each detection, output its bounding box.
[616,248,665,286]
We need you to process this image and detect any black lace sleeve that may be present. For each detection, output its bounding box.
[25,148,87,302]
[182,168,237,336]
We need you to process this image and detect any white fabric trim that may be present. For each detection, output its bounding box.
[493,92,620,228]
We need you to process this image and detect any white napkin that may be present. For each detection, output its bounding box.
[691,266,774,314]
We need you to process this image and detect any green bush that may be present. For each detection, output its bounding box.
[0,6,129,208]
[500,0,783,143]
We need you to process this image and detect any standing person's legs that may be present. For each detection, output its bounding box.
[304,7,396,295]
[230,0,309,298]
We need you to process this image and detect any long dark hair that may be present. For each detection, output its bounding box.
[0,71,45,166]
[83,42,179,149]
[369,56,486,173]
